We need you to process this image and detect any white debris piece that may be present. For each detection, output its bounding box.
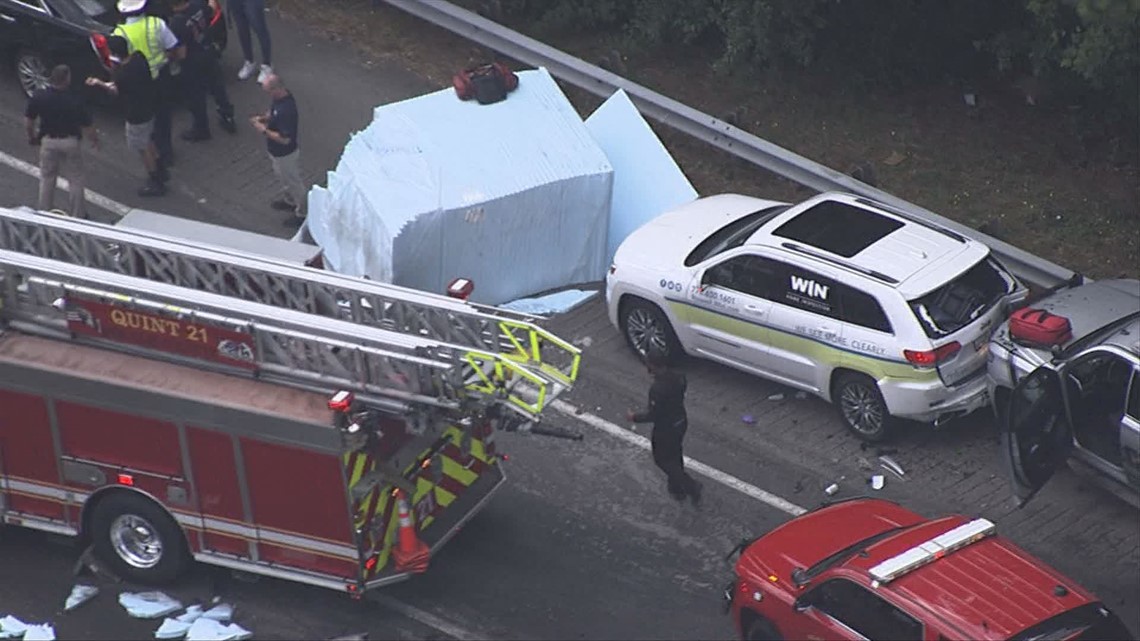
[0,615,28,639]
[200,604,233,622]
[154,618,192,640]
[185,617,251,641]
[64,584,100,611]
[119,592,184,619]
[21,624,56,641]
[177,606,204,624]
[871,474,885,490]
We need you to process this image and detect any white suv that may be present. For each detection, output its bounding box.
[605,192,1026,441]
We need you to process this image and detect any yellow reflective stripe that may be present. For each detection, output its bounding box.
[440,455,478,486]
[433,483,456,507]
[112,18,167,77]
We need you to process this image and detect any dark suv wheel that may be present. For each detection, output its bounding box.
[16,48,51,99]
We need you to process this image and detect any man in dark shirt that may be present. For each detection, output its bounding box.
[250,73,305,225]
[24,64,98,218]
[86,36,166,197]
[628,349,703,505]
[169,0,235,140]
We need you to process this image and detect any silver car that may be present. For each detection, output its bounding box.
[989,277,1140,508]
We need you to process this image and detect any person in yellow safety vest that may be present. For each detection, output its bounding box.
[114,0,184,175]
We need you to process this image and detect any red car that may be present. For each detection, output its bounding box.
[726,498,1133,641]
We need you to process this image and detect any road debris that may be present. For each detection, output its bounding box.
[119,592,183,619]
[741,414,755,424]
[879,455,906,480]
[185,617,251,641]
[21,625,56,641]
[824,483,840,496]
[794,391,808,400]
[327,634,369,641]
[64,584,99,611]
[870,475,885,490]
[767,393,784,401]
[0,616,27,639]
[201,604,234,622]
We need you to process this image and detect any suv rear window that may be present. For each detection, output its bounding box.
[684,206,788,266]
[772,200,904,258]
[908,257,1015,338]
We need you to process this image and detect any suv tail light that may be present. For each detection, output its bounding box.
[903,341,960,367]
[89,33,112,70]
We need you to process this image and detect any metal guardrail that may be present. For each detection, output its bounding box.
[384,0,1078,289]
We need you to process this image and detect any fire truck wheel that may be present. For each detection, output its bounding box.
[744,615,783,641]
[91,492,188,584]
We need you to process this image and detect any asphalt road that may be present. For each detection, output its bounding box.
[1,6,1137,641]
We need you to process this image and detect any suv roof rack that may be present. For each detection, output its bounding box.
[780,242,900,285]
[852,196,968,244]
[868,518,996,585]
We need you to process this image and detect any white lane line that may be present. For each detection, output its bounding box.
[0,148,130,219]
[551,399,808,517]
[368,593,489,641]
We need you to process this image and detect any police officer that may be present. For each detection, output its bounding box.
[113,0,183,171]
[627,349,703,505]
[169,0,235,140]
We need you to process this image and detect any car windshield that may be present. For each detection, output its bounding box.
[1012,603,1132,641]
[683,206,788,267]
[908,257,1016,338]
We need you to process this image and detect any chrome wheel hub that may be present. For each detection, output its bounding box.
[840,384,883,435]
[110,514,163,569]
[626,308,667,356]
[17,54,50,98]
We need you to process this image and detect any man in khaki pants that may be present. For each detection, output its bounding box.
[250,73,305,227]
[24,65,99,218]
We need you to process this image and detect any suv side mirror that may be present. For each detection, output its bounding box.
[793,596,811,612]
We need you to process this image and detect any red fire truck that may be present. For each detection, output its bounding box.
[0,206,581,594]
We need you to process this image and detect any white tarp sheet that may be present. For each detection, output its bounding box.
[584,89,698,263]
[307,68,613,305]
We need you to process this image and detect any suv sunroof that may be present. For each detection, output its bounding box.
[772,201,904,258]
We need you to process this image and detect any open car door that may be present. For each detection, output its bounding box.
[1000,364,1074,507]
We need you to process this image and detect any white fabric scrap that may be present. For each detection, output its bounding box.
[176,606,204,623]
[119,592,184,619]
[21,624,56,641]
[200,604,232,622]
[0,616,28,639]
[185,618,251,641]
[154,618,192,640]
[64,584,100,611]
[499,289,597,315]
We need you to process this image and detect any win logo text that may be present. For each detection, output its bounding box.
[790,276,829,300]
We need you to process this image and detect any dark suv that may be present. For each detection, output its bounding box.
[1,0,227,99]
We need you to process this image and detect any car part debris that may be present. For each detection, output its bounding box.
[22,624,56,641]
[767,393,784,401]
[879,455,906,479]
[327,634,369,641]
[824,483,839,496]
[185,617,251,641]
[870,475,885,490]
[0,615,28,639]
[741,414,755,424]
[64,584,99,611]
[119,592,184,619]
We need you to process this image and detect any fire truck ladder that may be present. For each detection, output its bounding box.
[0,249,561,421]
[0,207,581,416]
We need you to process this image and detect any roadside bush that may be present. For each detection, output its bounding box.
[489,0,1139,142]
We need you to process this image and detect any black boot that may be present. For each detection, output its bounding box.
[138,175,167,197]
[218,111,237,134]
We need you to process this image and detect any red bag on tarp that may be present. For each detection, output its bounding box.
[452,62,519,104]
[1009,307,1072,347]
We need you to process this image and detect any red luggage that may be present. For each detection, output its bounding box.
[1009,307,1072,347]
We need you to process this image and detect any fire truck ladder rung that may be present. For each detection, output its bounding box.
[0,207,582,407]
[0,250,560,418]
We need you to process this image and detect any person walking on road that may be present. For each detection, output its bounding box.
[169,0,236,140]
[24,64,98,219]
[86,36,167,197]
[627,349,703,506]
[113,0,183,171]
[229,0,274,83]
[250,73,305,226]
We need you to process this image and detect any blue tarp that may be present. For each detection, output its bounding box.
[306,68,614,305]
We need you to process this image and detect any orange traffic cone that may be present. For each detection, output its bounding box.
[391,489,430,574]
